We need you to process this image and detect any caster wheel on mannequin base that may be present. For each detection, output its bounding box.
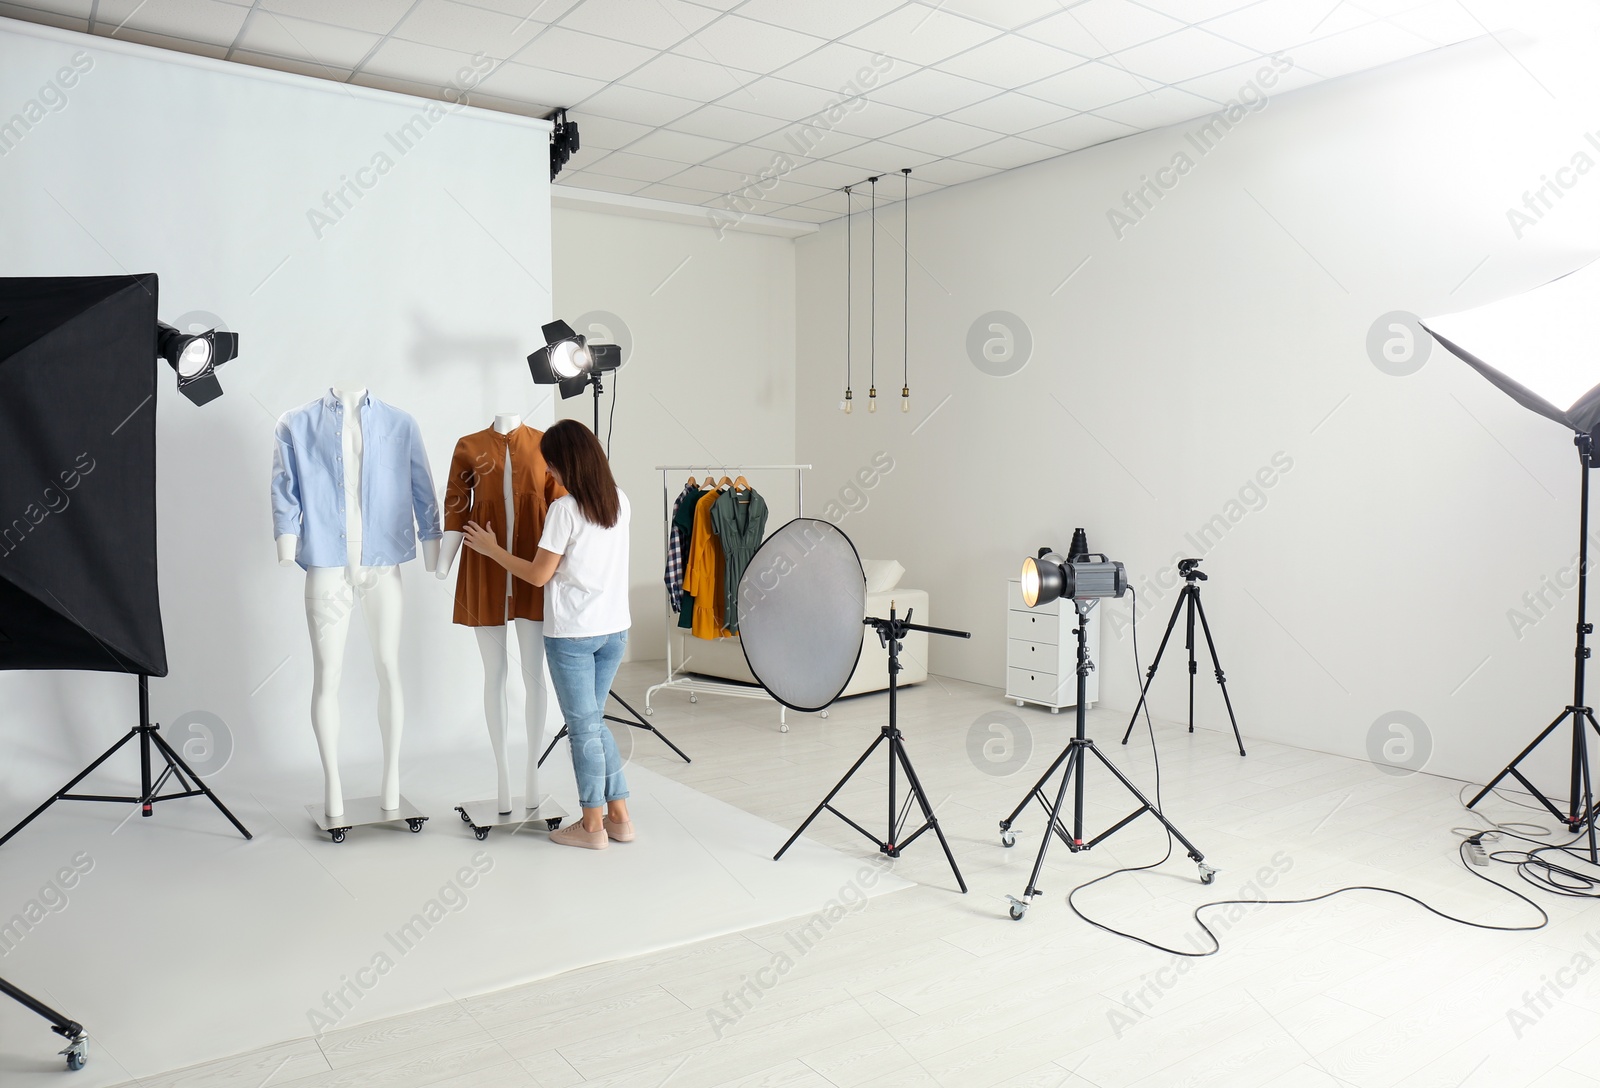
[455,796,570,840]
[307,796,428,843]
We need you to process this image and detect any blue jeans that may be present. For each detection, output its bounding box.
[544,631,630,809]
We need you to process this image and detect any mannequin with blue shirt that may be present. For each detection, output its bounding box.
[271,384,442,820]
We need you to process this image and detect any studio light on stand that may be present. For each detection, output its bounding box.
[157,321,238,406]
[524,317,690,767]
[1001,545,1214,921]
[1424,258,1600,859]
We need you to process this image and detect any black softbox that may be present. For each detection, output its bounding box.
[0,275,165,676]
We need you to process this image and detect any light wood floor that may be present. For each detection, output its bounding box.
[107,660,1600,1088]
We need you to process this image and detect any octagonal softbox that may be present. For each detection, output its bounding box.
[0,275,166,675]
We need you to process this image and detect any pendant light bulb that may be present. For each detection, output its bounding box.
[901,385,910,413]
[868,386,878,413]
[842,388,854,414]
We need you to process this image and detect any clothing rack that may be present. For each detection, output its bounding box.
[645,464,810,730]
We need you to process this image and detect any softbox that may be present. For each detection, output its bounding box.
[0,275,166,676]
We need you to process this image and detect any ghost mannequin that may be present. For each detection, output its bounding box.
[438,413,552,815]
[274,383,440,820]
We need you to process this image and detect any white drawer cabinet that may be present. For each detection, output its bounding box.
[1005,578,1098,712]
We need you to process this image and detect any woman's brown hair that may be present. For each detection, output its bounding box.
[541,419,620,528]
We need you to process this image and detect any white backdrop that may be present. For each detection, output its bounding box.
[0,19,556,809]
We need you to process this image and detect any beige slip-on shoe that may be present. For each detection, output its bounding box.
[550,822,608,850]
[603,817,636,842]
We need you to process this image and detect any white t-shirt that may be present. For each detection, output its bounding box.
[538,489,631,638]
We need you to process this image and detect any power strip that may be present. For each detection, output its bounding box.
[1466,837,1490,867]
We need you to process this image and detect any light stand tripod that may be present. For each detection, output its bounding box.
[1002,600,1215,921]
[1469,431,1600,861]
[535,370,690,767]
[774,605,970,892]
[0,674,252,847]
[0,977,87,1070]
[1119,558,1245,756]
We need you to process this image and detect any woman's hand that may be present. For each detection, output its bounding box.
[462,520,502,561]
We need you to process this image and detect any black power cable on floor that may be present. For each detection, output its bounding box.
[1057,587,1551,956]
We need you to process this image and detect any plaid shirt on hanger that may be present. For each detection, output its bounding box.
[665,484,698,612]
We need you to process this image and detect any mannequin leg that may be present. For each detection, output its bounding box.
[513,618,547,809]
[475,626,513,813]
[304,568,355,819]
[360,566,405,810]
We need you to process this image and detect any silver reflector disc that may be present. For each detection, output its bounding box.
[737,518,865,712]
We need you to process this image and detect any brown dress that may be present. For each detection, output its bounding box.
[442,425,563,627]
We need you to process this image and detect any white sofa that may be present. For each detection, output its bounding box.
[669,587,930,699]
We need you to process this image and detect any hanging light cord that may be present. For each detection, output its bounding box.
[844,186,853,404]
[902,168,910,403]
[869,177,878,400]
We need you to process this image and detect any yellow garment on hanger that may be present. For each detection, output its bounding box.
[683,488,733,638]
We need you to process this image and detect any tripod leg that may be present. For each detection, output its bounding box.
[0,729,140,848]
[1192,594,1246,756]
[1012,743,1080,918]
[999,743,1073,833]
[1122,587,1188,745]
[775,732,888,861]
[147,729,253,840]
[606,689,691,763]
[1467,708,1572,816]
[537,725,568,768]
[888,735,967,893]
[1084,744,1206,865]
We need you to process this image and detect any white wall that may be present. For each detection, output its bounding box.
[795,10,1600,785]
[0,19,554,799]
[551,207,797,663]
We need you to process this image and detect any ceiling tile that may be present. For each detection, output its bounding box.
[622,51,755,102]
[882,115,999,157]
[231,48,355,82]
[937,34,1086,87]
[393,0,539,56]
[94,25,228,57]
[1200,0,1373,53]
[721,76,842,121]
[1172,56,1324,102]
[1023,60,1152,111]
[747,125,868,160]
[350,70,451,97]
[842,5,1002,67]
[1285,20,1452,79]
[1093,86,1223,129]
[868,67,1002,114]
[1137,0,1260,20]
[6,0,93,17]
[557,172,647,195]
[234,12,381,70]
[772,42,892,92]
[557,0,720,49]
[633,182,723,204]
[1110,27,1259,83]
[574,83,702,126]
[1022,111,1138,151]
[913,0,1067,32]
[260,0,412,35]
[461,0,581,20]
[460,90,555,118]
[620,128,739,165]
[510,26,659,81]
[731,0,903,39]
[958,134,1060,170]
[825,143,937,171]
[669,104,786,142]
[945,91,1071,133]
[821,98,929,140]
[360,38,491,86]
[661,163,763,192]
[766,206,838,223]
[703,143,795,175]
[0,3,88,31]
[676,14,829,72]
[569,113,655,149]
[1019,0,1184,56]
[583,150,689,182]
[783,157,875,189]
[94,0,248,44]
[474,59,608,105]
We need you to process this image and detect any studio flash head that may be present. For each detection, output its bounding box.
[1020,547,1128,608]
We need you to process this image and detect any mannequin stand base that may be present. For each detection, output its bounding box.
[454,796,567,840]
[306,796,428,843]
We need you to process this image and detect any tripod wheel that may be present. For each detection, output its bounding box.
[1198,864,1217,885]
[1000,830,1016,848]
[1007,897,1028,921]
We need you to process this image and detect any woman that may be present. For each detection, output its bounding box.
[462,419,633,850]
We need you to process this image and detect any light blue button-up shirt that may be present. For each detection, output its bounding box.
[271,391,441,569]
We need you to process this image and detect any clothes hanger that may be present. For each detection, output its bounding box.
[701,475,717,488]
[686,473,698,488]
[717,475,733,489]
[733,475,749,490]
